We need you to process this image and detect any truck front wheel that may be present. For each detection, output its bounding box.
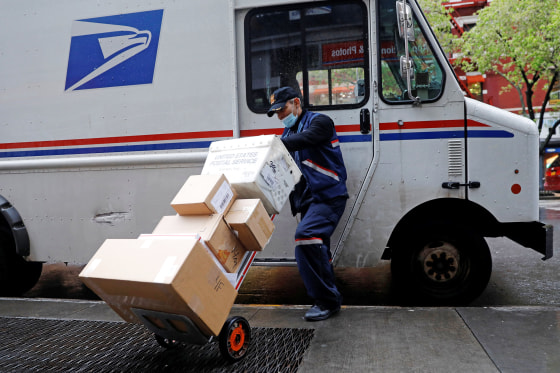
[391,224,492,306]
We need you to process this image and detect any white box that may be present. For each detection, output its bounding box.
[201,135,301,214]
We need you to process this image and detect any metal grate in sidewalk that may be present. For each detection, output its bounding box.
[0,317,314,373]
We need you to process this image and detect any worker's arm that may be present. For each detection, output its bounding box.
[281,114,333,152]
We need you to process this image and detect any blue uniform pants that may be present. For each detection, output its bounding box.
[295,197,346,308]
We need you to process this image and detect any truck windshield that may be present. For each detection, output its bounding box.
[378,0,444,103]
[245,1,368,113]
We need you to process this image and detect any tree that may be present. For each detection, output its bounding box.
[458,0,560,138]
[417,0,458,56]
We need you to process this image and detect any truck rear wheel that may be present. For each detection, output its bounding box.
[0,225,42,296]
[391,224,492,306]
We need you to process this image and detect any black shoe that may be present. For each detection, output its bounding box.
[303,304,340,321]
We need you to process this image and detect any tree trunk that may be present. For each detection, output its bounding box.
[538,71,558,134]
[525,84,535,121]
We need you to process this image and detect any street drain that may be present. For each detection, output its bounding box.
[0,317,314,372]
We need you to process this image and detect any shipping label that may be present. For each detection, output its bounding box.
[260,161,278,187]
[210,181,234,214]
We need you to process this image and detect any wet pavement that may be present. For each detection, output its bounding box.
[0,298,559,372]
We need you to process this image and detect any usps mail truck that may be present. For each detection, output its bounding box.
[0,0,552,303]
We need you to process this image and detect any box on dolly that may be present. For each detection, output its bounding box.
[225,198,275,251]
[79,237,237,337]
[152,214,247,273]
[201,135,301,215]
[171,174,236,216]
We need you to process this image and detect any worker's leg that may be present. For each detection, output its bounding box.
[295,198,346,311]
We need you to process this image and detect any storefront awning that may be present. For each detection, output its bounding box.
[466,74,485,84]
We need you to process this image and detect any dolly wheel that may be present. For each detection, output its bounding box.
[219,316,251,362]
[155,334,180,349]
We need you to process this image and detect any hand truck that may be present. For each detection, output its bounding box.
[131,250,258,362]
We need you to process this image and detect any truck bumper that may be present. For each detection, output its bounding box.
[501,222,553,260]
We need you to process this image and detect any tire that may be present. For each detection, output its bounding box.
[0,225,43,296]
[391,223,492,306]
[219,316,251,362]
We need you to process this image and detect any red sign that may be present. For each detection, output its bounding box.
[380,41,397,60]
[322,41,364,66]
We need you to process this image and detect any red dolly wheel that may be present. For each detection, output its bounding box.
[218,316,251,362]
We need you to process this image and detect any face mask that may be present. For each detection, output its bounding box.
[282,100,299,128]
[282,113,298,128]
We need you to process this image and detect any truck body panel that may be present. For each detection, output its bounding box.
[0,0,551,301]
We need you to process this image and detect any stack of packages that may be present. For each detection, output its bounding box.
[79,135,301,337]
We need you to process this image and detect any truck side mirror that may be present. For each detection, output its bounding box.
[396,1,420,104]
[396,1,415,42]
[400,56,415,81]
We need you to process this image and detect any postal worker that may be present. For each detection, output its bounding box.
[267,86,348,321]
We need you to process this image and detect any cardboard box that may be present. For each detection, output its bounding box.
[171,174,236,215]
[201,135,302,214]
[79,237,237,336]
[225,199,275,251]
[139,233,251,289]
[153,214,247,273]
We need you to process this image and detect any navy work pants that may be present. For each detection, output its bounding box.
[295,197,346,308]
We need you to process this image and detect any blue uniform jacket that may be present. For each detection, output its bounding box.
[281,110,348,213]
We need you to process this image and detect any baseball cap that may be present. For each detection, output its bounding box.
[267,87,300,117]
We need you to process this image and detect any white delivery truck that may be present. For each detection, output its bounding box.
[0,0,552,303]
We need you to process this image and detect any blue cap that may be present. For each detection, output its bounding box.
[267,87,300,117]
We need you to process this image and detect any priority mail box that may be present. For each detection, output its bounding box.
[171,174,236,215]
[225,199,275,251]
[152,214,247,273]
[79,238,237,336]
[201,135,302,214]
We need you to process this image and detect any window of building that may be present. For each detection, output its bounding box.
[245,1,368,113]
[468,82,483,101]
[551,90,560,107]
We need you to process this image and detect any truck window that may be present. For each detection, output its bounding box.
[378,0,444,103]
[245,1,368,113]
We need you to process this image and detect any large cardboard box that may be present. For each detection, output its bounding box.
[153,214,247,273]
[79,238,237,336]
[171,174,236,215]
[225,199,275,251]
[201,135,301,214]
[139,233,251,290]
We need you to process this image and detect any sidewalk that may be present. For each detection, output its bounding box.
[0,298,558,372]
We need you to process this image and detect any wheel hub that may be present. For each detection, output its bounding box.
[419,240,459,282]
[229,324,246,352]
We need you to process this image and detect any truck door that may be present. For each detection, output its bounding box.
[374,0,467,208]
[236,1,376,263]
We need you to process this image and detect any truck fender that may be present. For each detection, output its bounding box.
[382,198,497,259]
[0,195,30,257]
